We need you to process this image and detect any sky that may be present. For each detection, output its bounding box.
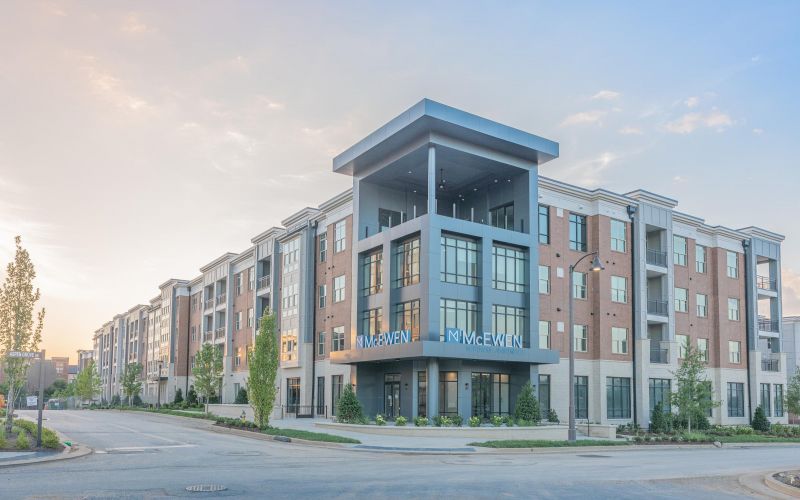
[1,1,799,361]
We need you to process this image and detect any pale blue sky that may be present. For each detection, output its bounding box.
[0,1,798,357]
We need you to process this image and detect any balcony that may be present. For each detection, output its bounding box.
[204,330,213,342]
[650,343,669,364]
[758,319,780,333]
[204,298,214,310]
[761,353,780,372]
[215,327,226,340]
[258,275,271,290]
[756,275,777,291]
[216,293,227,306]
[647,299,669,316]
[646,248,667,267]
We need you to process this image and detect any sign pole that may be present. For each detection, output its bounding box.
[36,349,45,448]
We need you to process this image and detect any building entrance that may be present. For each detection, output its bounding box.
[384,373,401,418]
[471,372,510,419]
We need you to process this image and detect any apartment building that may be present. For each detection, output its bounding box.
[92,99,787,427]
[76,350,94,373]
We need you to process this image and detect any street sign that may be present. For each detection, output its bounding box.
[8,351,40,359]
[26,395,38,407]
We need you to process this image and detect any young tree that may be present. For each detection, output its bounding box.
[247,314,279,428]
[120,362,143,406]
[335,384,365,424]
[235,387,248,405]
[75,360,102,403]
[0,236,45,434]
[192,343,223,404]
[787,368,800,417]
[514,381,541,423]
[173,388,183,405]
[670,345,719,432]
[752,405,770,432]
[187,386,198,406]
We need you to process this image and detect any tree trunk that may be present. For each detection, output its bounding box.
[688,413,692,433]
[4,385,14,434]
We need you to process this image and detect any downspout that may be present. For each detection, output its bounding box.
[742,239,753,422]
[627,205,638,426]
[309,220,319,417]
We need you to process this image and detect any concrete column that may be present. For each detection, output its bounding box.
[427,146,436,217]
[427,358,439,418]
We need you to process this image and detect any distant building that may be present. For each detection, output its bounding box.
[67,365,78,382]
[77,349,94,372]
[51,356,69,381]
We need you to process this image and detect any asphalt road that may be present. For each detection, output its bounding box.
[2,410,799,499]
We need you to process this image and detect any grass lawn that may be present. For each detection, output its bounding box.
[262,427,360,444]
[468,439,630,448]
[715,434,800,444]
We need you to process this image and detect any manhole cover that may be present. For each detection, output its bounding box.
[186,484,227,493]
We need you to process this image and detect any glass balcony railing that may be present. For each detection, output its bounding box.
[646,248,667,267]
[761,354,780,372]
[204,298,214,310]
[215,327,226,340]
[258,276,271,290]
[758,319,780,333]
[216,293,226,306]
[647,299,669,316]
[650,343,669,364]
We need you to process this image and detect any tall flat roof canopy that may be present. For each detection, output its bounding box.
[333,99,559,176]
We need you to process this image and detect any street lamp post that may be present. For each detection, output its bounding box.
[568,252,604,442]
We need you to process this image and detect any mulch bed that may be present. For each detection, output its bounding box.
[773,471,800,489]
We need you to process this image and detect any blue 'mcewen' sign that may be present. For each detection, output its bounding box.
[356,330,412,349]
[444,328,524,349]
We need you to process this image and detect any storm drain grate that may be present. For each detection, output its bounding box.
[186,484,227,493]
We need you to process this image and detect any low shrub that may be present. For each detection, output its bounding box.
[375,414,387,426]
[0,429,6,448]
[433,416,452,427]
[111,395,121,406]
[468,416,481,427]
[751,406,770,432]
[502,415,515,427]
[451,415,463,427]
[414,416,429,427]
[395,416,407,426]
[547,409,560,423]
[490,415,503,427]
[16,429,29,449]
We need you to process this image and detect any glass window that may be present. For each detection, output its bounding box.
[569,213,587,252]
[649,378,672,413]
[612,327,628,354]
[394,236,420,287]
[316,377,325,414]
[727,382,745,417]
[775,384,784,417]
[441,234,479,286]
[611,276,627,303]
[333,275,345,303]
[492,244,526,292]
[538,265,550,294]
[726,251,738,278]
[573,271,587,299]
[379,208,402,230]
[697,338,709,361]
[319,233,327,262]
[728,341,740,364]
[574,376,589,419]
[695,245,706,273]
[760,383,772,417]
[235,311,242,330]
[492,305,527,345]
[361,308,382,336]
[331,375,343,417]
[334,220,346,253]
[439,371,459,416]
[696,293,707,317]
[282,237,300,273]
[673,236,687,266]
[538,320,550,349]
[677,334,689,358]
[574,324,588,352]
[607,377,631,419]
[728,298,740,321]
[317,332,325,357]
[331,326,344,352]
[361,251,383,296]
[610,219,626,252]
[394,300,420,341]
[439,299,479,341]
[318,284,327,308]
[417,371,427,417]
[490,203,514,230]
[538,205,550,244]
[538,374,550,414]
[675,287,688,312]
[286,378,300,411]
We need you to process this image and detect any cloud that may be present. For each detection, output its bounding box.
[80,55,154,112]
[121,13,151,34]
[556,151,620,187]
[560,110,606,127]
[256,95,285,110]
[752,128,764,135]
[782,268,800,316]
[684,96,700,108]
[591,90,621,101]
[618,126,643,135]
[672,175,685,183]
[664,109,733,134]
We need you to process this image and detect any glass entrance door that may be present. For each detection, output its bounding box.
[384,374,401,418]
[471,373,510,419]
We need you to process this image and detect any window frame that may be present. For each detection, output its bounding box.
[610,219,626,252]
[611,327,628,355]
[569,213,587,252]
[673,236,687,266]
[334,220,346,253]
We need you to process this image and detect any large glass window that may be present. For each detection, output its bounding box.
[569,213,587,251]
[538,204,550,244]
[760,383,772,417]
[673,236,687,266]
[611,276,627,303]
[319,232,327,262]
[695,244,706,273]
[612,327,628,354]
[490,203,514,230]
[439,299,478,341]
[318,284,327,309]
[361,308,382,336]
[439,371,458,416]
[677,334,689,358]
[574,376,588,419]
[395,300,420,341]
[472,372,510,418]
[697,338,709,361]
[728,298,740,321]
[538,265,550,294]
[361,251,383,296]
[727,382,745,417]
[696,293,707,317]
[649,378,671,413]
[675,287,688,313]
[607,377,631,419]
[441,234,478,285]
[331,375,343,416]
[334,220,346,253]
[492,305,526,345]
[282,237,300,273]
[538,374,550,414]
[574,324,588,352]
[775,385,784,417]
[317,332,325,357]
[492,244,526,292]
[331,326,344,352]
[316,377,325,415]
[573,271,587,299]
[726,251,738,278]
[286,378,300,412]
[538,320,550,349]
[728,341,741,364]
[333,275,346,303]
[610,219,626,252]
[417,371,427,417]
[394,236,420,287]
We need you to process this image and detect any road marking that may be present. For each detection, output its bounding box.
[104,444,198,452]
[107,423,188,446]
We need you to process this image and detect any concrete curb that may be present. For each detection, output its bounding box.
[206,423,352,450]
[764,472,800,498]
[738,471,799,499]
[0,416,93,468]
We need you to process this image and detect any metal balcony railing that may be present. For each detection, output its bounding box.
[204,331,213,342]
[216,293,226,305]
[758,319,780,333]
[646,248,667,267]
[215,327,226,339]
[650,345,669,364]
[762,354,780,372]
[258,275,271,290]
[647,299,669,316]
[204,298,214,310]
[756,275,777,291]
